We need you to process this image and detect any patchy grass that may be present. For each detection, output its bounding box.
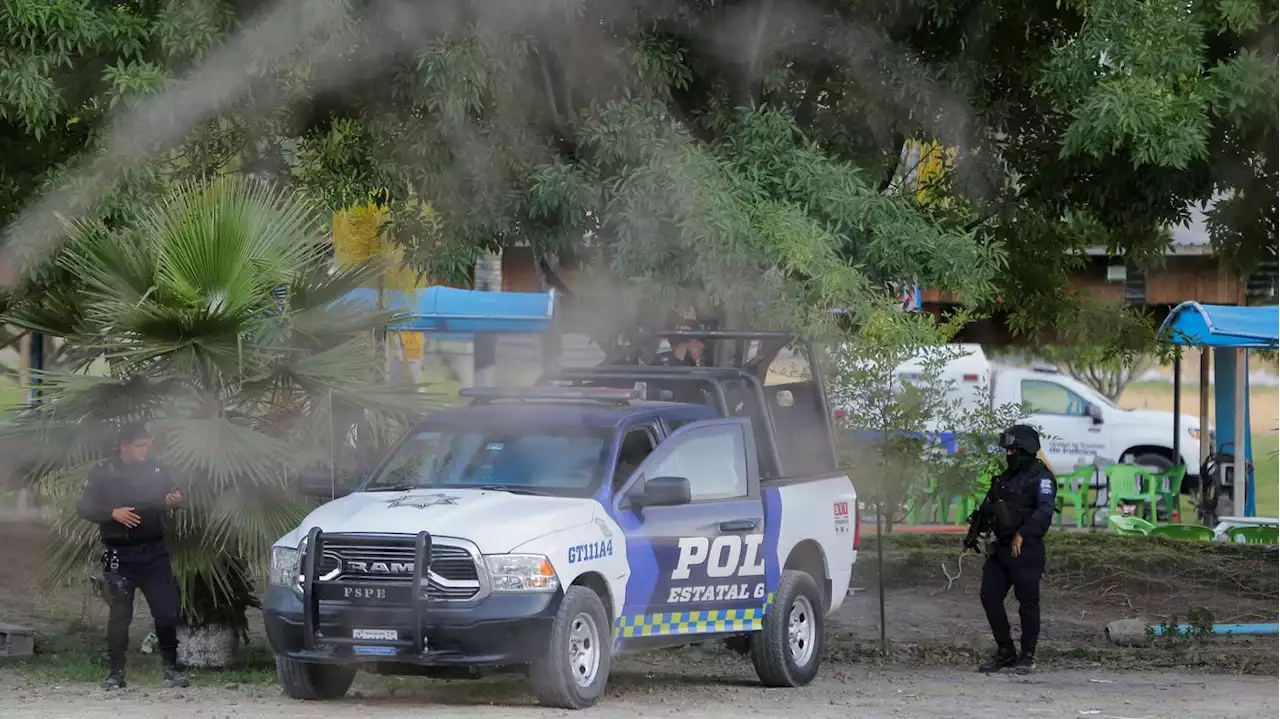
[853,532,1278,673]
[1120,382,1278,432]
[1253,433,1278,517]
[870,533,1277,598]
[10,623,278,686]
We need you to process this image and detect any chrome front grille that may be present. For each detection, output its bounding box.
[314,538,482,600]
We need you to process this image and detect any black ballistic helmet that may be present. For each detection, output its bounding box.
[999,424,1041,455]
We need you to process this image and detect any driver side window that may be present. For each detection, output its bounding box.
[613,426,658,493]
[644,424,747,501]
[1021,379,1088,417]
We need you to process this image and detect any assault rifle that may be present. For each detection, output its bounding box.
[963,500,993,554]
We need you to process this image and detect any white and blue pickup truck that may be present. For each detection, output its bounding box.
[264,331,858,709]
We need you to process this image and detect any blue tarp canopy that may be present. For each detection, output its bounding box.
[342,287,555,334]
[1157,301,1276,518]
[1158,302,1279,349]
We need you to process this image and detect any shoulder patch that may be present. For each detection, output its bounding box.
[1039,478,1055,494]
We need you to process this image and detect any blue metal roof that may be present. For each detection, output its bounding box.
[342,286,555,334]
[1158,302,1279,349]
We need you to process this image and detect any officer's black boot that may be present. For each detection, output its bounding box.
[977,645,1018,673]
[158,625,189,687]
[161,652,190,688]
[1012,653,1037,675]
[102,668,127,690]
[162,663,190,688]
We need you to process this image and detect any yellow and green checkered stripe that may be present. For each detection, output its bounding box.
[615,593,775,638]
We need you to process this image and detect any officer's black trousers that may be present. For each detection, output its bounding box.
[102,543,181,670]
[979,540,1045,656]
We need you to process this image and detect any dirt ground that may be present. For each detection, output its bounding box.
[2,662,1277,719]
[2,519,1277,717]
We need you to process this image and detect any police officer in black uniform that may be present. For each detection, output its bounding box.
[77,422,190,690]
[967,424,1057,675]
[653,322,704,367]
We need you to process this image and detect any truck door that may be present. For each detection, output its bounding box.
[1019,377,1107,472]
[610,417,768,649]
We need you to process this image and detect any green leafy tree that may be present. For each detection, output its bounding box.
[0,176,432,662]
[283,0,1274,343]
[831,324,1026,534]
[3,1,1275,348]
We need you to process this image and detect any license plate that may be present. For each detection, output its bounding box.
[352,629,398,641]
[353,645,397,656]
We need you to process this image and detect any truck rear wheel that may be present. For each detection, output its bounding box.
[276,657,356,700]
[529,585,612,709]
[751,569,824,687]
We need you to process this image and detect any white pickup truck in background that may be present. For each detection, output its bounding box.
[894,344,1203,479]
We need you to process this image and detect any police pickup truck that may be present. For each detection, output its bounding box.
[265,331,858,709]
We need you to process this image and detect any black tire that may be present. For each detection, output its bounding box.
[529,585,612,709]
[276,656,356,701]
[751,569,824,687]
[1134,453,1173,475]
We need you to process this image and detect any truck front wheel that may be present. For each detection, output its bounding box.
[751,569,824,687]
[276,656,356,700]
[529,585,612,709]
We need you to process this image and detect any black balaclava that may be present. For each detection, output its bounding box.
[1005,448,1036,473]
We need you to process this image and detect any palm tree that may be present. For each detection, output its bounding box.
[2,175,434,666]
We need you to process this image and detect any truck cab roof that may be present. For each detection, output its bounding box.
[421,398,718,430]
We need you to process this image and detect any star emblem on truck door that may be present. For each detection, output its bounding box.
[385,493,461,509]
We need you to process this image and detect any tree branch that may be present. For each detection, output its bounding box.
[877,133,906,193]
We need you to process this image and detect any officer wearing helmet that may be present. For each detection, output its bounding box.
[966,424,1057,675]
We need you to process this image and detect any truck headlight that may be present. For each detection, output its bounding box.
[1188,427,1201,441]
[485,554,559,592]
[270,544,301,587]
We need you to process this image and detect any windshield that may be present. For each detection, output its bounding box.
[1059,374,1119,410]
[363,424,615,497]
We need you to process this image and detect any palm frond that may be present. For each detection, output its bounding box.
[162,417,303,496]
[10,176,435,624]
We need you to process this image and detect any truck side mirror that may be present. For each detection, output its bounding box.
[632,476,692,508]
[1087,404,1104,425]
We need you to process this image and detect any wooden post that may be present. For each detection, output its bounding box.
[1198,349,1210,467]
[1172,350,1181,466]
[1233,348,1247,517]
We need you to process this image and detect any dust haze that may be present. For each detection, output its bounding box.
[0,0,982,290]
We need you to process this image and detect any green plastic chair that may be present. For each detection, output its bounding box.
[1150,464,1188,522]
[957,473,994,526]
[1056,466,1093,528]
[1149,524,1215,541]
[1227,526,1279,545]
[1107,514,1155,536]
[905,474,940,524]
[1106,464,1158,521]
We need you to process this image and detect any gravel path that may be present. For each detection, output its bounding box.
[2,660,1275,719]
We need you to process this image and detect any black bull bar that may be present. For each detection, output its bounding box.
[301,527,433,655]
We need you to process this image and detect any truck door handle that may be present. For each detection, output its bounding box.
[719,519,757,533]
